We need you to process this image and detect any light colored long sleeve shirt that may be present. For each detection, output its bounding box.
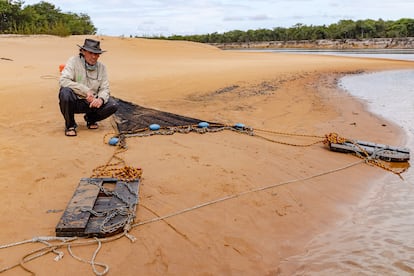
[59,55,110,103]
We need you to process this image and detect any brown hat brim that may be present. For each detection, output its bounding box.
[77,44,106,54]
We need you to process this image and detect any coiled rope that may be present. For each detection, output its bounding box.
[323,132,408,178]
[90,143,142,182]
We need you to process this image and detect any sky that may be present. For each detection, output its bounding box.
[22,0,414,37]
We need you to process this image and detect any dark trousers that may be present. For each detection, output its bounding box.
[59,87,118,129]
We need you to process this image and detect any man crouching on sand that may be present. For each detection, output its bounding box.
[58,38,118,137]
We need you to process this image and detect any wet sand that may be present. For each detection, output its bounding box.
[0,35,413,275]
[279,70,414,275]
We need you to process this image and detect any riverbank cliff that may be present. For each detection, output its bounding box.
[210,37,414,49]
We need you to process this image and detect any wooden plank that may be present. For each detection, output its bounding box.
[354,140,410,154]
[84,197,115,238]
[55,178,102,236]
[85,214,127,238]
[329,141,410,162]
[84,179,140,237]
[110,180,139,206]
[56,178,140,237]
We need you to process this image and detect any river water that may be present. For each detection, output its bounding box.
[232,49,414,274]
[278,64,414,273]
[235,48,414,61]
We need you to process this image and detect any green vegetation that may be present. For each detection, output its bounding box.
[145,18,414,43]
[0,0,96,36]
[1,0,413,42]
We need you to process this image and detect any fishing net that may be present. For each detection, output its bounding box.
[113,98,213,133]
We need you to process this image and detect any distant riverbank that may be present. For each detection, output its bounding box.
[223,48,414,62]
[210,37,414,50]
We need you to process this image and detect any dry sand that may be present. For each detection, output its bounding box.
[0,35,412,275]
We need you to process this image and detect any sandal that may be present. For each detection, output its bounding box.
[87,121,99,129]
[65,127,77,136]
[84,115,99,129]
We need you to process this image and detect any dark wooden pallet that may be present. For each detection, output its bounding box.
[329,140,410,162]
[56,178,140,238]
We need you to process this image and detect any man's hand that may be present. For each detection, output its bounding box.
[89,97,103,108]
[86,91,103,108]
[86,91,95,103]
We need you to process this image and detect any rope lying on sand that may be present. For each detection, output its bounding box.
[1,124,408,275]
[104,122,408,181]
[3,77,409,274]
[0,158,366,275]
[2,125,408,274]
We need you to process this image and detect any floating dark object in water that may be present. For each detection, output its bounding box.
[328,139,410,162]
[56,178,140,238]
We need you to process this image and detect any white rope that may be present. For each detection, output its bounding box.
[67,238,109,276]
[37,240,65,262]
[0,160,365,275]
[132,160,365,228]
[0,236,73,249]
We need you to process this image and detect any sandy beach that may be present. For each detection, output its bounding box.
[0,35,412,275]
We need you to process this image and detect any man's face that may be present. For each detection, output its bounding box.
[83,50,101,65]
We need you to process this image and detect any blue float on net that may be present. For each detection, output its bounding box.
[108,137,119,146]
[234,123,245,129]
[198,122,209,128]
[149,123,161,131]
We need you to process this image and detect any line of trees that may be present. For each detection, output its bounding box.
[0,0,96,36]
[148,18,414,44]
[2,1,413,42]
